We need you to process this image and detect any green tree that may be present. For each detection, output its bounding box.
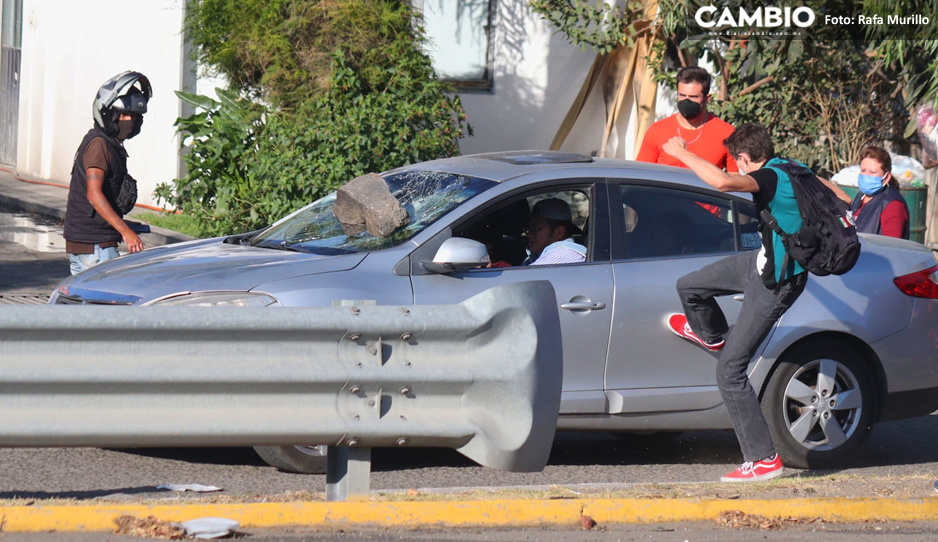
[531,0,930,174]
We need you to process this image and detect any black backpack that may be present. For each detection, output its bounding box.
[760,159,861,277]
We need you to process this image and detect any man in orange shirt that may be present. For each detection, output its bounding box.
[636,66,737,173]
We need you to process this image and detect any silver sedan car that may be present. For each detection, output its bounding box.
[51,151,938,474]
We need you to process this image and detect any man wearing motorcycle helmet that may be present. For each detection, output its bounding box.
[64,71,152,274]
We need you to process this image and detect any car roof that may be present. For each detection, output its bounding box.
[388,150,721,194]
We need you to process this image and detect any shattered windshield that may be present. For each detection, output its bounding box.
[250,170,496,254]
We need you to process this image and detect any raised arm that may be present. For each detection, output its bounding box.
[662,136,759,193]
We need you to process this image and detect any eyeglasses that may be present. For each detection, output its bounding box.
[523,223,549,235]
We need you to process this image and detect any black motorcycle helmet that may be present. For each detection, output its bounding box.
[92,71,152,137]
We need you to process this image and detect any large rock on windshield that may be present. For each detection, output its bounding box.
[333,173,410,237]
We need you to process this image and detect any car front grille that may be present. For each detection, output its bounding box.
[51,287,141,306]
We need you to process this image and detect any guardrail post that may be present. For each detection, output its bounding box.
[325,446,372,502]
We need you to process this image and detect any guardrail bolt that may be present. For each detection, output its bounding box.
[396,437,408,446]
[368,345,378,355]
[400,332,412,341]
[348,439,359,446]
[399,386,411,395]
[355,362,362,368]
[353,414,360,421]
[400,415,407,421]
[348,334,360,341]
[404,361,412,367]
[351,307,361,316]
[401,308,411,316]
[349,385,362,394]
[367,399,376,407]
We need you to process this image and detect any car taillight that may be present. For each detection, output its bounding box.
[894,264,938,298]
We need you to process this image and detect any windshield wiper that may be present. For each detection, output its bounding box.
[224,229,263,245]
[251,239,310,253]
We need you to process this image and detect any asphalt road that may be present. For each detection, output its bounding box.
[2,415,938,501]
[4,522,938,542]
[3,235,938,501]
[0,236,70,297]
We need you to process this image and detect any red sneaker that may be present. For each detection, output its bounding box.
[721,454,785,483]
[666,313,724,351]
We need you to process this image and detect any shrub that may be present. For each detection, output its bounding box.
[157,30,470,237]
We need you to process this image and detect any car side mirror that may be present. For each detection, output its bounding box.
[421,237,490,274]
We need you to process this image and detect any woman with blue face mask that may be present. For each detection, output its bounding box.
[849,146,910,239]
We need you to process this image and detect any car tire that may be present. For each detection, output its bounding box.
[253,445,327,474]
[762,342,876,469]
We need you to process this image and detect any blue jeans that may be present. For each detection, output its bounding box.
[676,250,807,462]
[69,244,120,275]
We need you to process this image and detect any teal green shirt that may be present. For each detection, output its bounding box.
[754,158,806,285]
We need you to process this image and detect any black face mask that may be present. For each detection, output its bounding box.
[117,116,143,140]
[677,99,703,120]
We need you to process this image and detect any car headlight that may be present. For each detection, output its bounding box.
[148,292,279,307]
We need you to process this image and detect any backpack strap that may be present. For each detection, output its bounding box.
[760,208,791,293]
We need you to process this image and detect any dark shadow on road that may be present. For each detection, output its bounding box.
[105,447,269,467]
[0,240,70,294]
[77,416,938,475]
[0,485,171,500]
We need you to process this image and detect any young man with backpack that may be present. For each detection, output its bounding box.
[660,123,854,483]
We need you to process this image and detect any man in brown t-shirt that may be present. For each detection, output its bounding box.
[64,71,151,275]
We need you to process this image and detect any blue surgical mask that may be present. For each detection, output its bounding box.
[857,173,885,196]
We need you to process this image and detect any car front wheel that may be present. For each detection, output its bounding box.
[762,342,876,469]
[254,445,327,474]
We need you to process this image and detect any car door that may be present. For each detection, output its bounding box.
[604,182,760,418]
[409,181,615,415]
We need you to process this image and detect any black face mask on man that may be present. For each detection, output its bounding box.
[117,115,143,140]
[677,99,703,120]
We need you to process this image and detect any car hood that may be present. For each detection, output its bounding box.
[56,238,368,302]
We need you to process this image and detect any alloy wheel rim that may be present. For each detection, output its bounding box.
[782,358,863,451]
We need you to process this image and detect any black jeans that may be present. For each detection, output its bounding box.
[676,250,807,462]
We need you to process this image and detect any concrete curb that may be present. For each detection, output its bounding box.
[2,497,938,532]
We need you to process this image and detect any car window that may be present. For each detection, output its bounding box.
[250,171,497,254]
[736,200,761,251]
[454,188,591,267]
[619,185,740,259]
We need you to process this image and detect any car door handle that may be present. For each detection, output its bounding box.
[560,300,606,311]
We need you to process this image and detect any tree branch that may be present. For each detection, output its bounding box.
[737,76,774,98]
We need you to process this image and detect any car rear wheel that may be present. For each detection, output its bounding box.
[762,342,876,469]
[253,445,327,474]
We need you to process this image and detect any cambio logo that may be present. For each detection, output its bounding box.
[695,6,816,28]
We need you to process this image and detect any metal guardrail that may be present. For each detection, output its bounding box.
[0,281,562,500]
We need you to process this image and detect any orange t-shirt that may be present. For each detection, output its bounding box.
[635,114,738,172]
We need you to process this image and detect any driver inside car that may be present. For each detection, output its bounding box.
[522,198,587,266]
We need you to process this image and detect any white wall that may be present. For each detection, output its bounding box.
[455,1,655,159]
[456,1,602,156]
[17,0,190,207]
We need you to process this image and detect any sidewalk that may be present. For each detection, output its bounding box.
[0,166,193,248]
[0,166,193,300]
